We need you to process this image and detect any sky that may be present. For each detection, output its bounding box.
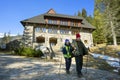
[0,0,94,35]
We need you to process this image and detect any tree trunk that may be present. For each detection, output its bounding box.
[110,21,117,46]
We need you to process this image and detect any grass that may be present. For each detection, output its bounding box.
[84,44,120,73]
[90,44,120,58]
[83,55,115,73]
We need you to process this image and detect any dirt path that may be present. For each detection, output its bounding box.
[0,53,120,80]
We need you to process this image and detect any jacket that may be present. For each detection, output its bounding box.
[72,40,88,56]
[62,45,73,58]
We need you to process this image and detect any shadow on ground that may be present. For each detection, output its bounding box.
[0,54,120,80]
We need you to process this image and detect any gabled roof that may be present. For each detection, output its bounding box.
[47,8,56,14]
[21,9,95,29]
[81,19,95,29]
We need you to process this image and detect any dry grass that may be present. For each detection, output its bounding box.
[83,44,120,73]
[83,55,115,72]
[90,44,120,58]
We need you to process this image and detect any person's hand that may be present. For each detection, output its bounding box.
[71,44,74,47]
[74,47,77,50]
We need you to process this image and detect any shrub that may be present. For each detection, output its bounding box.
[14,47,23,55]
[6,40,21,51]
[14,47,43,57]
[21,47,34,57]
[33,49,44,57]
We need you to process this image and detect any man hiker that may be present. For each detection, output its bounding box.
[62,39,73,74]
[84,40,91,52]
[72,33,88,78]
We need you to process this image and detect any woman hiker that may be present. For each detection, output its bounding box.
[62,39,73,74]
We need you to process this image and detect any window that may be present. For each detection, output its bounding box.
[71,22,78,26]
[74,22,78,26]
[48,28,58,34]
[35,27,40,32]
[60,20,68,25]
[35,27,46,33]
[71,22,74,26]
[41,28,46,33]
[72,31,79,35]
[84,40,88,44]
[48,19,57,24]
[60,29,69,34]
[60,30,64,34]
[48,28,52,33]
[48,20,52,24]
[53,29,58,34]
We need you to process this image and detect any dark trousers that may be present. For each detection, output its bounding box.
[75,55,83,74]
[65,58,72,71]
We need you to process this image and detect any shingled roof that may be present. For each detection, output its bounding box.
[21,9,95,29]
[21,14,45,24]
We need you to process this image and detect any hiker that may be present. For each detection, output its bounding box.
[84,40,91,52]
[62,39,73,74]
[72,33,88,77]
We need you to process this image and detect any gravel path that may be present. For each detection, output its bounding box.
[0,53,120,80]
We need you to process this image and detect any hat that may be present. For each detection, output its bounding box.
[65,39,69,43]
[76,33,81,38]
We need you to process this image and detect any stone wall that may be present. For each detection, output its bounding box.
[23,25,33,47]
[23,25,93,49]
[32,30,93,49]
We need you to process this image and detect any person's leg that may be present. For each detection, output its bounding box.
[65,58,71,74]
[75,56,81,74]
[68,58,71,70]
[65,58,68,70]
[79,55,83,72]
[75,56,83,77]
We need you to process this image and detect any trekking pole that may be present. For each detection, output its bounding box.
[84,51,89,80]
[85,47,90,74]
[58,53,63,80]
[85,54,89,74]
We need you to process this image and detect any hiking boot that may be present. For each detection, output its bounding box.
[77,73,83,78]
[66,70,70,74]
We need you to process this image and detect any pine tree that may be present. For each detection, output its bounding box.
[94,0,119,45]
[103,0,118,45]
[92,9,106,44]
[2,32,10,44]
[86,15,93,24]
[78,11,82,17]
[82,8,87,19]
